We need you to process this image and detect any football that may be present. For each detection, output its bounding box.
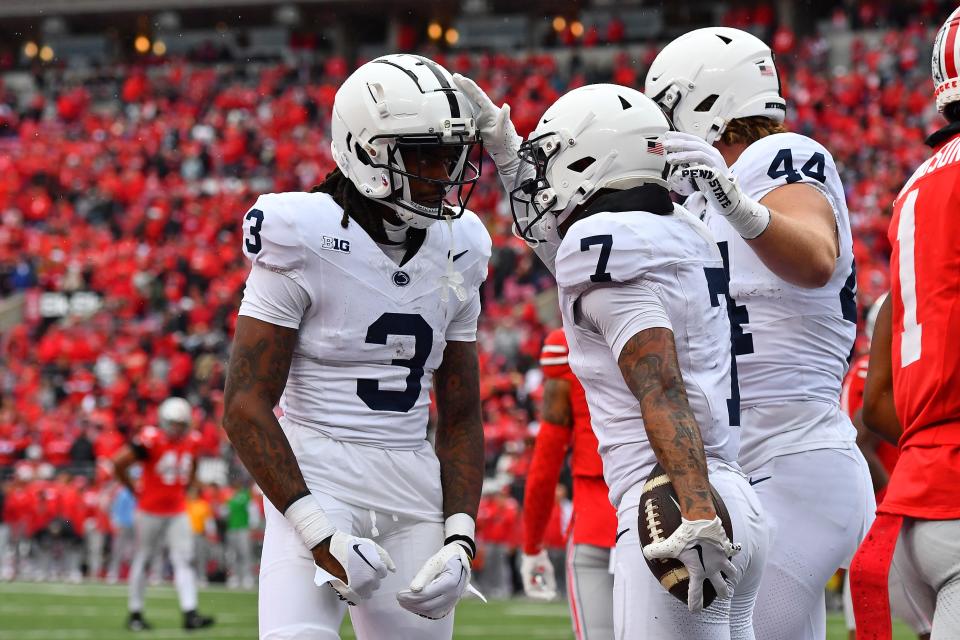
[637,464,734,609]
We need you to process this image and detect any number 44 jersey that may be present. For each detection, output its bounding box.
[687,132,858,470]
[238,191,491,519]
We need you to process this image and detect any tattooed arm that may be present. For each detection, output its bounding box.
[222,315,345,580]
[617,328,716,521]
[433,340,485,522]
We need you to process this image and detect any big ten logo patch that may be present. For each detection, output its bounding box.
[321,236,350,253]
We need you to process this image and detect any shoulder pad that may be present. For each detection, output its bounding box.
[241,192,344,273]
[556,211,708,293]
[734,132,838,201]
[452,209,493,262]
[540,328,571,378]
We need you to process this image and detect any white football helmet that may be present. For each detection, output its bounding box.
[330,54,481,228]
[510,84,670,245]
[933,7,960,112]
[645,27,785,144]
[158,397,192,436]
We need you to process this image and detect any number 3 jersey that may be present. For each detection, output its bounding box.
[554,207,740,508]
[238,191,491,520]
[685,132,858,469]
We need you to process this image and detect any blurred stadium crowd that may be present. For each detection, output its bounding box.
[0,0,951,593]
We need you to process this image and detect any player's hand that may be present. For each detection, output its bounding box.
[678,165,770,239]
[312,531,396,605]
[396,542,472,619]
[520,550,557,600]
[663,131,728,175]
[663,131,729,197]
[451,74,523,179]
[642,517,742,613]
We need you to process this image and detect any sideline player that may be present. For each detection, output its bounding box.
[112,397,214,631]
[458,79,768,638]
[222,54,491,640]
[521,328,617,640]
[851,10,960,636]
[644,27,874,639]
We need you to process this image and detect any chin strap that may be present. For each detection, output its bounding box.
[439,215,467,303]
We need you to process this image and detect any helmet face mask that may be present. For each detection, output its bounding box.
[510,131,564,244]
[372,132,482,227]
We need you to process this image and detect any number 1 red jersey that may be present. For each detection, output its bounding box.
[883,129,960,519]
[134,426,200,516]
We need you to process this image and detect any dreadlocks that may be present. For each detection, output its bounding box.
[311,168,426,246]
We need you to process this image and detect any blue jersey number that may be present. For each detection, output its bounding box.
[767,149,827,184]
[244,208,264,254]
[703,242,754,427]
[357,313,434,413]
[580,234,614,283]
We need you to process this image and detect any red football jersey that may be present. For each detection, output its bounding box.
[536,329,616,548]
[134,426,200,516]
[882,130,960,519]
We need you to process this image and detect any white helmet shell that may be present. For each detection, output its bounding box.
[510,84,670,244]
[645,27,785,143]
[933,7,960,112]
[330,54,480,228]
[158,397,192,432]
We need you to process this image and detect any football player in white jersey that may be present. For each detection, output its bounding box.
[643,28,875,640]
[458,79,769,639]
[222,54,491,640]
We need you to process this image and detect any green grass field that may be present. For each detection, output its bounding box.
[0,582,917,639]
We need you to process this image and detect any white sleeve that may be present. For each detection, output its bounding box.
[238,265,311,329]
[578,281,673,359]
[445,292,481,342]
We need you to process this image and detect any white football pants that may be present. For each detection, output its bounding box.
[747,446,874,640]
[128,511,197,613]
[259,493,452,640]
[613,460,769,639]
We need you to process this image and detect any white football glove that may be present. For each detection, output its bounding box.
[397,542,472,620]
[314,531,396,606]
[520,550,557,600]
[451,74,523,183]
[678,165,771,239]
[663,131,728,198]
[642,517,742,613]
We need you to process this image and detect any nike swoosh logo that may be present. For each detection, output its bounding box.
[616,528,631,542]
[748,475,772,486]
[453,249,468,262]
[542,116,554,124]
[352,544,378,571]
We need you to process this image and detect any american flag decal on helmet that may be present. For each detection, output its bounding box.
[647,139,664,155]
[757,63,775,77]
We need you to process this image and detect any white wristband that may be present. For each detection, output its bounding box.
[444,513,477,559]
[284,494,336,550]
[727,198,771,240]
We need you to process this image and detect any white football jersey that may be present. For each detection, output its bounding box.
[239,191,491,519]
[554,207,741,508]
[685,132,858,467]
